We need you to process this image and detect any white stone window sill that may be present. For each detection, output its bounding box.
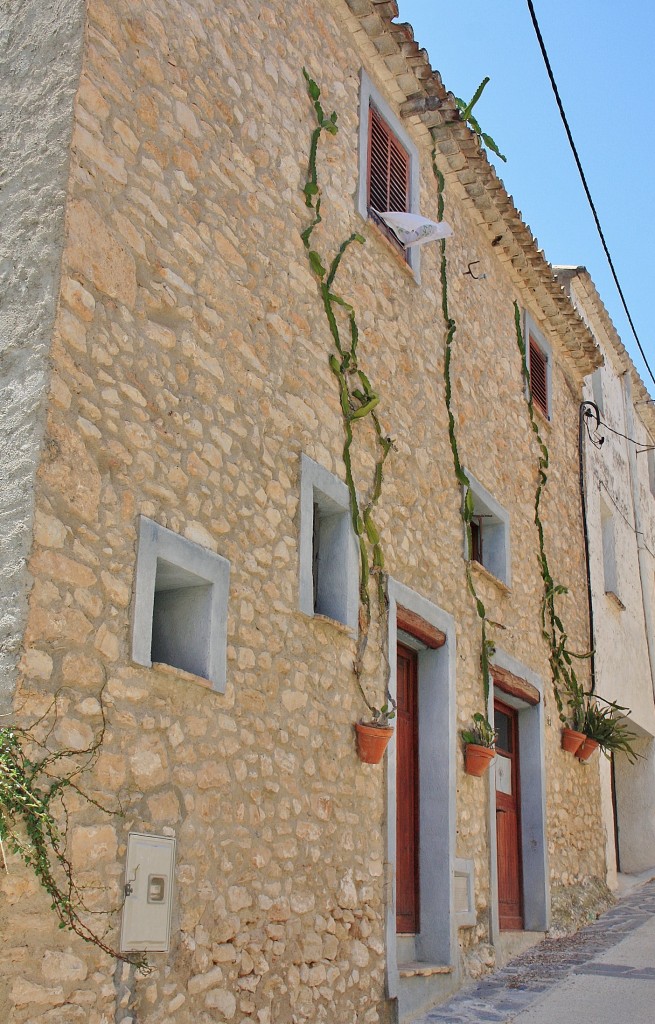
[398,962,453,978]
[470,559,511,595]
[365,217,418,283]
[298,610,357,639]
[151,661,213,690]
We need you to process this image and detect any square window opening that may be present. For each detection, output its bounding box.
[465,474,511,587]
[529,335,549,417]
[357,70,421,282]
[368,104,410,256]
[647,449,655,499]
[132,517,230,692]
[151,559,213,680]
[299,454,358,632]
[311,490,350,622]
[524,313,552,421]
[600,498,619,598]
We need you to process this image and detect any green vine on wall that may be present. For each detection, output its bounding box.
[0,689,148,971]
[432,145,495,719]
[302,70,395,720]
[513,302,591,722]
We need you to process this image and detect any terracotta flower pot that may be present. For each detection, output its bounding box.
[464,743,495,777]
[576,737,600,762]
[354,722,393,764]
[561,727,586,755]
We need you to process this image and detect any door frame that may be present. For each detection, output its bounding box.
[489,650,550,938]
[385,579,456,999]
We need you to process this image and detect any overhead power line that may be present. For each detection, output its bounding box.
[526,0,655,391]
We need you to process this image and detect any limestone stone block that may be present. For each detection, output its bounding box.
[204,987,237,1018]
[53,717,94,751]
[349,940,370,968]
[11,978,64,1006]
[20,648,53,680]
[188,965,224,995]
[66,199,136,306]
[71,824,117,868]
[227,886,253,912]
[41,951,87,983]
[129,737,168,788]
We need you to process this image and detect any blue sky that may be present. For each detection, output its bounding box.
[396,0,655,393]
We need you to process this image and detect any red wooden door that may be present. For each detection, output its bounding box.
[495,699,523,930]
[396,643,419,933]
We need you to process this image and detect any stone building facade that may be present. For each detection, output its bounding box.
[558,267,655,886]
[1,2,610,1023]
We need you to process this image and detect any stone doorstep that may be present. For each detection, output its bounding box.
[398,963,453,978]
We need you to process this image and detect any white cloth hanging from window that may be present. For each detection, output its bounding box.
[377,210,454,248]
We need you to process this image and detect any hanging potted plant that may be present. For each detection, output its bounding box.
[462,713,497,777]
[560,682,586,755]
[561,724,586,755]
[577,696,639,764]
[354,701,396,764]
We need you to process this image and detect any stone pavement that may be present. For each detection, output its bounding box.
[413,876,655,1023]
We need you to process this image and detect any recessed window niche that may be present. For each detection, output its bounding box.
[132,517,230,691]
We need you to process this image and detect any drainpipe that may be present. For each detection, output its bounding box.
[622,372,655,702]
[578,401,598,692]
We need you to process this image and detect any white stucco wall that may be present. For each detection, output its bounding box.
[570,270,655,875]
[0,1,86,711]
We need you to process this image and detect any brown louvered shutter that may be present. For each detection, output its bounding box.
[529,336,549,417]
[368,105,410,224]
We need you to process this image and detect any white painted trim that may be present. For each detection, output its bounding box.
[454,858,476,928]
[385,579,456,1003]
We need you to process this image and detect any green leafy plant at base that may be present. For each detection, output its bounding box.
[302,69,396,725]
[461,712,497,749]
[453,78,507,164]
[580,695,639,763]
[0,690,149,971]
[432,143,495,742]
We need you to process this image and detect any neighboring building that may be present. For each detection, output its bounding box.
[557,267,655,888]
[1,3,612,1024]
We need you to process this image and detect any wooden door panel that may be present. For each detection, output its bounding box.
[495,700,523,930]
[396,644,419,933]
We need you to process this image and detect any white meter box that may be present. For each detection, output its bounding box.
[120,832,176,953]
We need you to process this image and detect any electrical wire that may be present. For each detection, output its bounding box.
[526,1,655,391]
[582,406,655,452]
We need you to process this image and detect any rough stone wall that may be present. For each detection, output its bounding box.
[0,0,86,713]
[1,1,607,1022]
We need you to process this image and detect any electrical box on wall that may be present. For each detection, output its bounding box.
[120,832,176,953]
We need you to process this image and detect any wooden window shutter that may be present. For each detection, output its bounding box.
[368,105,410,216]
[529,336,549,416]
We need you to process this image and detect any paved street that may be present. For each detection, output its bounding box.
[413,876,655,1023]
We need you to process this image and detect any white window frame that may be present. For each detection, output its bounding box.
[299,454,358,632]
[132,517,230,692]
[357,69,421,283]
[647,448,655,499]
[464,471,512,587]
[600,496,620,602]
[524,312,553,421]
